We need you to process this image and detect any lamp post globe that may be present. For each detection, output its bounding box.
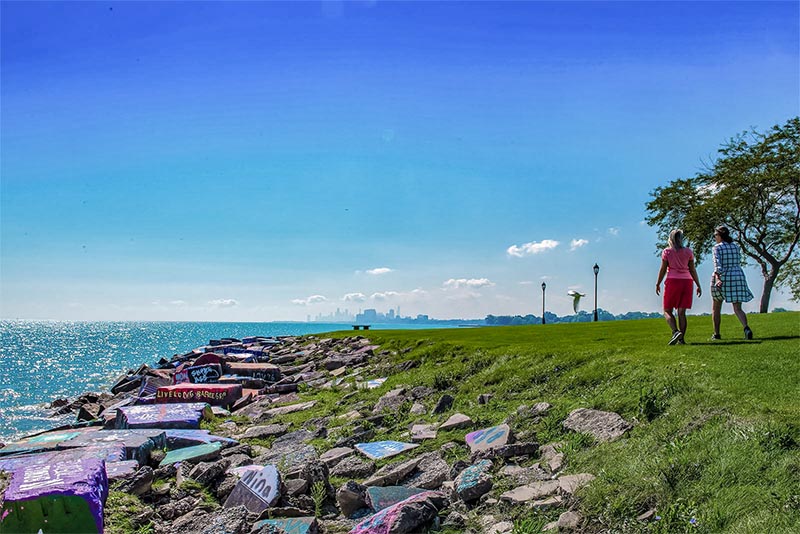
[541,282,546,325]
[593,263,600,322]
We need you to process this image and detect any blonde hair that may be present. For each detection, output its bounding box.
[668,229,685,249]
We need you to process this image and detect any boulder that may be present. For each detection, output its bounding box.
[157,496,199,520]
[223,465,281,514]
[558,510,583,530]
[454,459,493,503]
[471,442,539,461]
[115,466,153,496]
[189,458,231,486]
[540,443,565,473]
[364,456,422,487]
[169,505,249,534]
[252,517,319,534]
[402,452,449,490]
[330,456,376,479]
[558,473,595,495]
[336,480,369,518]
[240,423,290,440]
[372,388,407,414]
[409,402,426,415]
[350,491,449,534]
[366,485,426,512]
[562,408,631,442]
[431,394,454,415]
[439,413,472,431]
[500,480,561,504]
[410,424,437,442]
[319,447,355,467]
[531,402,552,416]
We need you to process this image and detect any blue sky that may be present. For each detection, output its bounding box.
[2,1,798,321]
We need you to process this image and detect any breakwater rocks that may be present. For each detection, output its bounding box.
[0,334,631,533]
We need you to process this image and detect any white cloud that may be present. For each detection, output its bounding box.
[169,300,187,306]
[342,292,367,302]
[366,267,394,275]
[208,298,238,308]
[371,291,400,301]
[291,295,327,306]
[519,281,534,285]
[540,275,552,280]
[507,239,559,257]
[608,227,620,236]
[410,288,429,297]
[443,278,495,289]
[570,238,589,251]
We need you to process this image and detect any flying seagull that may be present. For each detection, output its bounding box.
[567,290,586,313]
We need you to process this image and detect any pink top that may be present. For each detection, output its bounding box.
[662,247,694,280]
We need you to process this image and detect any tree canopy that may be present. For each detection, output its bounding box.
[646,117,800,313]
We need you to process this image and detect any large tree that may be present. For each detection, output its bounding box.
[646,117,800,313]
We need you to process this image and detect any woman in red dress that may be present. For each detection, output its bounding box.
[656,229,702,345]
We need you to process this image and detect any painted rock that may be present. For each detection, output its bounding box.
[252,516,318,534]
[159,442,223,467]
[355,441,419,461]
[0,430,84,457]
[174,363,224,385]
[366,485,427,512]
[225,362,281,382]
[106,459,141,481]
[115,403,212,430]
[454,459,493,503]
[156,383,243,407]
[465,424,511,453]
[59,429,167,465]
[350,491,448,534]
[0,457,108,534]
[223,464,281,514]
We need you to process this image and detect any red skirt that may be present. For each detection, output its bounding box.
[664,278,693,310]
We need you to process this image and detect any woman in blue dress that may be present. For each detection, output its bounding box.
[710,226,754,340]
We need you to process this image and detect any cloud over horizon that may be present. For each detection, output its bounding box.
[443,278,495,289]
[365,267,394,275]
[507,239,560,257]
[208,298,238,308]
[291,295,328,306]
[342,292,367,302]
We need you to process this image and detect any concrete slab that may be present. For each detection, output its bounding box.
[0,457,107,533]
[225,362,281,382]
[115,403,212,429]
[156,383,242,407]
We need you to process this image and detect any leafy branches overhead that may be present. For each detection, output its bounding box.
[646,117,800,312]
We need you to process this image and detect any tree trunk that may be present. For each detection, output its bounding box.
[759,270,778,313]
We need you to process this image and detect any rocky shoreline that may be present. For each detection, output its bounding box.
[0,333,633,533]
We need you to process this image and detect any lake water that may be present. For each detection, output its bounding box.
[0,320,452,442]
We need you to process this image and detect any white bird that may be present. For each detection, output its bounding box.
[567,290,586,313]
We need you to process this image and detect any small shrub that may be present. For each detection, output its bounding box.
[311,480,326,518]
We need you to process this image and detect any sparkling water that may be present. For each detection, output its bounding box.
[0,321,449,442]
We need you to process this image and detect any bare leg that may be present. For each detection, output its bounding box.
[712,299,722,336]
[664,310,677,333]
[732,302,749,328]
[677,308,687,335]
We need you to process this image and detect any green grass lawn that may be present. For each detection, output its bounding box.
[288,312,800,533]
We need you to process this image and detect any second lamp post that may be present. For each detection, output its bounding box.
[541,282,546,324]
[593,263,600,322]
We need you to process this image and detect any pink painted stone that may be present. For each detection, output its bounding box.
[350,491,445,534]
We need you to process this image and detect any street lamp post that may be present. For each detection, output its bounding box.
[593,263,600,322]
[541,282,546,325]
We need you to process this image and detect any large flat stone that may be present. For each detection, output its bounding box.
[263,401,316,418]
[164,429,237,449]
[223,464,281,514]
[225,362,282,382]
[465,424,511,453]
[59,429,167,465]
[0,457,107,533]
[355,440,419,461]
[115,403,212,430]
[558,473,595,494]
[174,363,224,384]
[439,413,473,431]
[562,408,631,442]
[319,447,355,467]
[156,383,243,408]
[500,480,560,503]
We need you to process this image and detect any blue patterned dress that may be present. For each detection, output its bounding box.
[710,242,754,303]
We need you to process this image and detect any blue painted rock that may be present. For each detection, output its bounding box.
[454,459,493,503]
[355,441,419,461]
[0,429,84,457]
[156,383,243,407]
[223,464,281,514]
[366,485,426,512]
[115,402,212,429]
[0,457,108,533]
[465,424,511,453]
[159,442,223,467]
[253,516,318,534]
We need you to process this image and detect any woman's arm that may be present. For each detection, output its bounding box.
[713,244,724,286]
[656,259,668,295]
[689,258,702,297]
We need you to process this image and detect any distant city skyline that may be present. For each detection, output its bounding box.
[1,1,798,321]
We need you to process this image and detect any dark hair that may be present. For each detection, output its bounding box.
[715,225,733,243]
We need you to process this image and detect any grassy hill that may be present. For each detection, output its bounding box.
[282,312,800,533]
